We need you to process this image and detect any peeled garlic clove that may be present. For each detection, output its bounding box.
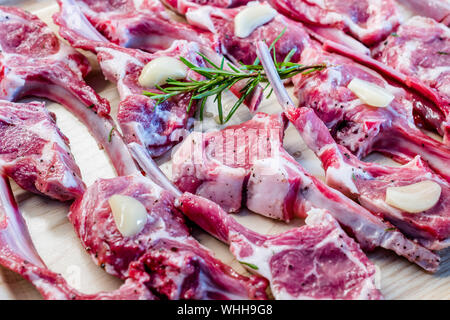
[234,4,277,38]
[138,56,188,88]
[386,180,441,213]
[109,195,148,237]
[347,78,394,107]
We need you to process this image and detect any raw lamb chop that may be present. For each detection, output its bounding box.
[371,16,450,140]
[0,6,137,177]
[291,44,450,184]
[269,0,401,45]
[256,41,450,251]
[178,194,383,300]
[0,100,84,201]
[321,38,449,145]
[167,0,312,65]
[0,172,154,300]
[166,112,439,271]
[69,173,269,300]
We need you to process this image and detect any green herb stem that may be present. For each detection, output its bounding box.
[143,29,326,124]
[238,261,259,270]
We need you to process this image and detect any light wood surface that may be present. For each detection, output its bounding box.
[0,0,448,300]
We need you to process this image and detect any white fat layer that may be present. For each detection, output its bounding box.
[185,6,217,33]
[394,40,416,75]
[229,231,278,282]
[196,164,246,209]
[385,180,442,213]
[96,47,144,97]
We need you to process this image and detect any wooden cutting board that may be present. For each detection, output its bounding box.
[0,0,448,300]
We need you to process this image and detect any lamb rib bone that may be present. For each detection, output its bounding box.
[303,25,370,56]
[371,16,450,142]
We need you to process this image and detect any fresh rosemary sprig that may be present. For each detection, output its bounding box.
[143,31,326,124]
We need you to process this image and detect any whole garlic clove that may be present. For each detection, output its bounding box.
[386,180,442,213]
[138,56,188,88]
[234,4,277,38]
[347,78,395,107]
[109,195,148,237]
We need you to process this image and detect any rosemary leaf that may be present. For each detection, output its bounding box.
[238,261,259,270]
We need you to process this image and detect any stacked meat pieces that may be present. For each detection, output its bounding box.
[0,4,269,300]
[0,0,448,300]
